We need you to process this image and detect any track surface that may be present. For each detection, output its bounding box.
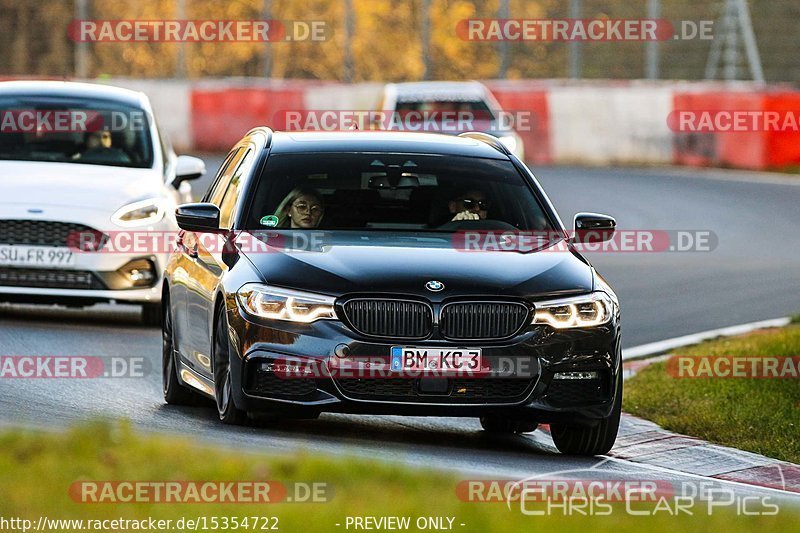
[2,164,799,501]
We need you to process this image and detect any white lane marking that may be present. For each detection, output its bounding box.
[630,166,800,187]
[623,317,791,360]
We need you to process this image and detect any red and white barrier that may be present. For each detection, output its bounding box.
[81,78,800,171]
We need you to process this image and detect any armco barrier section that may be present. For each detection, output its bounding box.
[549,85,674,165]
[672,90,800,170]
[763,92,800,168]
[671,91,767,170]
[191,83,308,151]
[486,83,552,165]
[65,77,800,170]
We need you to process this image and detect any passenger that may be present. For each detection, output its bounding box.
[274,188,325,228]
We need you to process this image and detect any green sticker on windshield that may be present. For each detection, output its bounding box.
[260,215,279,227]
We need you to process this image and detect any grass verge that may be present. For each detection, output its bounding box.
[624,325,800,463]
[1,422,797,531]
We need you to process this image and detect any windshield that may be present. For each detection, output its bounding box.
[0,97,154,168]
[395,99,495,121]
[244,153,553,233]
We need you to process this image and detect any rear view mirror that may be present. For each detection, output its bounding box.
[175,202,221,233]
[572,212,616,243]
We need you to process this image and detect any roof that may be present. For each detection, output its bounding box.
[267,130,509,159]
[0,80,147,108]
[386,81,489,102]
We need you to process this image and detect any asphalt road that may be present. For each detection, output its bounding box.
[2,163,799,501]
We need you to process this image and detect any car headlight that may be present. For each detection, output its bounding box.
[111,198,166,227]
[498,134,518,154]
[236,284,337,323]
[532,292,615,329]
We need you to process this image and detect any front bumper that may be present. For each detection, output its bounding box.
[226,307,621,423]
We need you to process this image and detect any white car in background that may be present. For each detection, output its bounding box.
[377,81,525,160]
[0,81,205,326]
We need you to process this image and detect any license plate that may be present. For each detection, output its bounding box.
[391,346,482,373]
[0,245,76,267]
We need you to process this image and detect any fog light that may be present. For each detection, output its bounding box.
[553,371,600,380]
[118,259,156,287]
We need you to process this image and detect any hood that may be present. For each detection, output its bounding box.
[242,232,593,299]
[0,160,160,214]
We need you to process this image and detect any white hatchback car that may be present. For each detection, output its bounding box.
[377,81,525,160]
[0,81,205,325]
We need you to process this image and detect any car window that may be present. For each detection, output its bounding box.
[0,96,154,168]
[207,147,245,206]
[245,153,551,232]
[218,148,254,229]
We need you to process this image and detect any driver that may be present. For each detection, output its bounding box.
[72,129,131,164]
[449,189,489,221]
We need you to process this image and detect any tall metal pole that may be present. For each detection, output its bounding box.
[262,0,272,78]
[568,0,582,79]
[175,0,187,78]
[736,0,764,82]
[74,0,89,78]
[645,0,660,79]
[343,0,354,82]
[420,0,431,80]
[497,0,510,79]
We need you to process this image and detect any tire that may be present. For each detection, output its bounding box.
[142,303,162,327]
[162,299,196,405]
[213,306,248,425]
[480,416,537,434]
[550,372,622,456]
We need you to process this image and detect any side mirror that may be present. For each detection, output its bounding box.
[175,203,220,232]
[573,212,616,243]
[172,155,206,187]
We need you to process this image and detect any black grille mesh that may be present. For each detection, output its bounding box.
[440,302,529,339]
[337,377,533,403]
[544,377,608,405]
[0,219,105,248]
[342,299,432,338]
[244,367,317,398]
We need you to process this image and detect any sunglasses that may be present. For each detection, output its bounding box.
[460,198,489,210]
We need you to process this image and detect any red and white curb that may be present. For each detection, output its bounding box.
[538,415,800,494]
[580,316,800,494]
